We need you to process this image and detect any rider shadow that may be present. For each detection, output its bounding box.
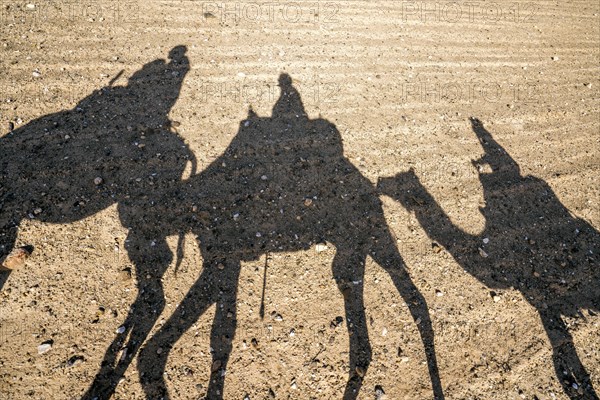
[134,74,445,400]
[378,118,599,399]
[0,46,196,397]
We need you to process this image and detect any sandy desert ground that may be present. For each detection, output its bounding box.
[0,1,599,399]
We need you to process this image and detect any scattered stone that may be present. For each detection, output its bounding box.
[533,271,540,278]
[26,4,36,10]
[551,56,559,61]
[289,328,295,337]
[67,355,84,367]
[355,366,365,377]
[290,380,298,390]
[38,340,53,354]
[8,121,14,131]
[32,70,41,78]
[268,388,276,398]
[482,237,489,244]
[381,327,388,336]
[330,316,344,328]
[211,359,222,372]
[261,175,268,180]
[478,247,488,258]
[273,314,283,322]
[238,72,246,78]
[375,385,385,399]
[94,177,103,185]
[217,263,225,270]
[435,289,443,297]
[116,325,126,334]
[1,246,32,271]
[584,83,592,88]
[303,198,313,206]
[251,338,258,348]
[315,243,328,253]
[118,267,132,281]
[490,291,501,302]
[432,242,441,253]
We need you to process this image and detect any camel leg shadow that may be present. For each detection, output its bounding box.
[541,309,599,399]
[370,227,445,400]
[331,247,372,399]
[138,255,241,399]
[82,232,171,400]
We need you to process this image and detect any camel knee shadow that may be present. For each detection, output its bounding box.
[378,117,599,400]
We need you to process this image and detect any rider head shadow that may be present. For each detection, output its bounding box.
[0,45,197,396]
[378,117,599,399]
[135,73,445,400]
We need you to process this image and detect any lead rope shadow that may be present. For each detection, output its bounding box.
[135,73,445,400]
[378,117,599,399]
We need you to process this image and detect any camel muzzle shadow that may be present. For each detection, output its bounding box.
[378,117,599,400]
[134,74,445,400]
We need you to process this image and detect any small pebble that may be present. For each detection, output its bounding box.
[211,359,222,372]
[551,56,559,61]
[261,175,268,180]
[38,341,52,354]
[8,121,14,131]
[315,243,328,253]
[118,268,132,281]
[94,177,103,185]
[478,247,488,258]
[32,70,41,77]
[482,237,489,244]
[116,325,126,334]
[26,4,35,10]
[584,83,592,88]
[1,246,32,271]
[303,198,313,206]
[67,355,84,367]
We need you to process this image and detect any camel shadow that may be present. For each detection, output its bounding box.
[378,117,599,399]
[134,74,445,399]
[0,46,196,399]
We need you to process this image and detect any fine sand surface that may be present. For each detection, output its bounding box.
[0,1,598,399]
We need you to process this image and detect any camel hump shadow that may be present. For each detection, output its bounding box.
[378,117,599,399]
